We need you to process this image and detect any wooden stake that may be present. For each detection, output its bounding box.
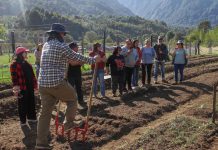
[212,84,217,123]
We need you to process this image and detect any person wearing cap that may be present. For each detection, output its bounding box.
[34,43,43,78]
[36,23,101,150]
[153,36,169,84]
[89,42,106,98]
[171,40,188,84]
[10,47,38,129]
[141,39,155,86]
[67,42,85,106]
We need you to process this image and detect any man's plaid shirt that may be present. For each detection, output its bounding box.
[38,39,95,88]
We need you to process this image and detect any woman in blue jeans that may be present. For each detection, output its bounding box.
[89,43,106,98]
[172,40,188,84]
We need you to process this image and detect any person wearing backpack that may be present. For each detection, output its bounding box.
[171,40,188,84]
[153,36,169,84]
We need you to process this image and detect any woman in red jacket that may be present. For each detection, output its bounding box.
[10,47,38,127]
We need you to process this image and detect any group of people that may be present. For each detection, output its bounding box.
[10,23,188,150]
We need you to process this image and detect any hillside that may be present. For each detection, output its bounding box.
[11,7,169,42]
[0,0,134,17]
[118,0,218,26]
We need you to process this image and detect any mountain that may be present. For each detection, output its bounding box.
[0,0,134,16]
[118,0,218,26]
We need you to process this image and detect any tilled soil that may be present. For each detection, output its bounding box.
[0,56,218,150]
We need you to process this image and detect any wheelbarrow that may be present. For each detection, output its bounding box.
[55,64,98,141]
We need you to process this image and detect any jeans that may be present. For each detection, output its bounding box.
[132,65,140,86]
[36,80,77,147]
[93,69,105,96]
[111,75,124,94]
[124,67,134,90]
[36,64,40,78]
[174,64,185,82]
[141,64,153,85]
[154,61,165,81]
[68,75,83,103]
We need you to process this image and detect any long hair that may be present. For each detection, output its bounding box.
[47,31,64,43]
[15,53,25,63]
[113,46,121,55]
[133,39,139,48]
[37,43,43,51]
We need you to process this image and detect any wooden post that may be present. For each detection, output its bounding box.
[11,31,15,54]
[81,37,84,55]
[212,84,217,123]
[189,42,192,56]
[150,35,153,47]
[103,29,106,53]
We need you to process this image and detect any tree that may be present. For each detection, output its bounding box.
[166,31,175,42]
[198,21,211,33]
[84,31,98,43]
[106,35,113,43]
[0,25,7,40]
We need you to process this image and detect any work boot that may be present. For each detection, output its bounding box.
[28,120,37,130]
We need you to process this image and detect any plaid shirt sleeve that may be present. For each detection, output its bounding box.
[10,62,19,86]
[61,44,95,64]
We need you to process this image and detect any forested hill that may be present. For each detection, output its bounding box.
[118,0,218,26]
[11,7,170,42]
[0,0,134,16]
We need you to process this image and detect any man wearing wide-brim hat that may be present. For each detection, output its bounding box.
[35,23,101,150]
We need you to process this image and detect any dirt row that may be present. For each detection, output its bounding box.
[111,93,218,150]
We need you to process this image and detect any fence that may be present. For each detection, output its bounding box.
[212,83,218,123]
